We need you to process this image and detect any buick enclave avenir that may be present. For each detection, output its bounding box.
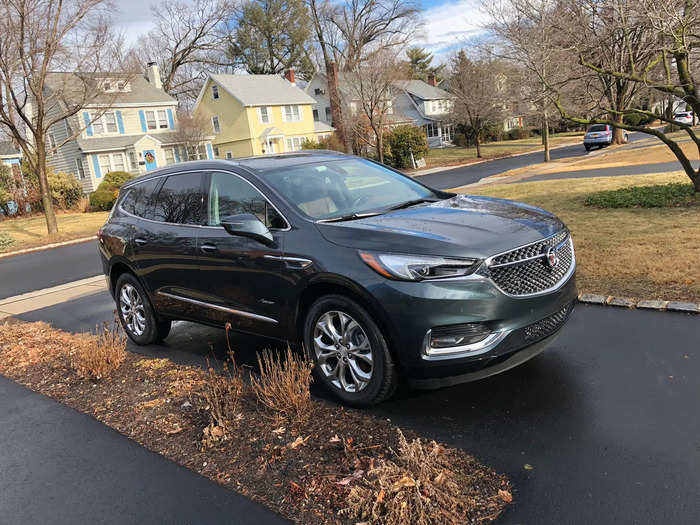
[99,152,577,406]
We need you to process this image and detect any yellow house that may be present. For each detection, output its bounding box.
[193,73,334,159]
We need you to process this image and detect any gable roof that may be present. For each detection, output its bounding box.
[208,74,317,107]
[45,72,176,106]
[0,141,19,157]
[393,80,454,101]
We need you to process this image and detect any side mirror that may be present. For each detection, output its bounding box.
[220,214,275,246]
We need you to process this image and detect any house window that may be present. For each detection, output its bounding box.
[313,109,319,121]
[258,107,270,124]
[104,112,117,133]
[103,81,111,91]
[314,88,323,95]
[98,152,127,174]
[325,107,331,121]
[157,110,168,129]
[164,147,175,165]
[145,111,157,130]
[283,105,301,122]
[48,133,56,154]
[128,150,138,170]
[285,136,305,152]
[212,116,221,134]
[75,158,86,179]
[92,115,104,134]
[424,122,438,138]
[225,151,233,159]
[212,85,219,99]
[90,111,119,135]
[117,81,126,91]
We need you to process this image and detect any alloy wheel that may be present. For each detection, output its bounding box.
[119,283,147,336]
[313,310,373,393]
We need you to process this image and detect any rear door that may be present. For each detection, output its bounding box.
[195,170,297,337]
[130,171,207,321]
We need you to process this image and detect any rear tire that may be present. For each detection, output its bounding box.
[115,273,171,345]
[584,144,591,151]
[303,294,398,406]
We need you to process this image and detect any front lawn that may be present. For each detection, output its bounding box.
[467,172,700,302]
[0,211,109,253]
[424,132,584,169]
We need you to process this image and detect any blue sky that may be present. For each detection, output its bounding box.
[115,0,485,64]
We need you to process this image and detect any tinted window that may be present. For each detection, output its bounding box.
[588,125,607,132]
[120,179,159,220]
[153,173,204,224]
[207,172,286,229]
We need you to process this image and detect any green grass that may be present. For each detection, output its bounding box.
[585,183,700,208]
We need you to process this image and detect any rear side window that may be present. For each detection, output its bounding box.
[153,172,204,225]
[120,179,159,220]
[207,171,286,229]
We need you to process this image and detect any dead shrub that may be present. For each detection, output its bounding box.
[195,323,246,447]
[71,319,126,380]
[77,196,91,213]
[250,346,313,423]
[341,430,470,525]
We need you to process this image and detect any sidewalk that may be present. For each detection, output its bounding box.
[0,375,288,525]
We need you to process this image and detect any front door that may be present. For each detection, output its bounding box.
[196,170,295,338]
[144,150,157,171]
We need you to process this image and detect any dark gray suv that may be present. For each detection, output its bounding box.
[99,152,576,406]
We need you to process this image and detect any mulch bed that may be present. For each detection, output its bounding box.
[0,320,511,524]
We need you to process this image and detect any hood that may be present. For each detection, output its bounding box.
[316,195,565,259]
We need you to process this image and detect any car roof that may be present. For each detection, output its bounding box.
[121,151,350,189]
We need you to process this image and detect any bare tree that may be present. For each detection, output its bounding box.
[0,0,125,234]
[347,49,405,163]
[171,112,213,160]
[448,50,510,158]
[133,0,235,104]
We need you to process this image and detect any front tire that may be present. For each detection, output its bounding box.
[115,273,171,345]
[303,294,397,406]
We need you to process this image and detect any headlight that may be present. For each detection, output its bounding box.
[359,252,478,281]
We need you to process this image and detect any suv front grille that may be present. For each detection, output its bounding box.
[487,231,574,296]
[523,301,575,342]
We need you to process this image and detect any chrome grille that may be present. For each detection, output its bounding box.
[488,231,574,296]
[524,301,575,342]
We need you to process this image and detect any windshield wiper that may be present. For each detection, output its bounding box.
[316,211,383,223]
[383,198,438,212]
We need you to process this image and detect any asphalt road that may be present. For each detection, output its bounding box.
[519,159,700,183]
[0,240,101,300]
[418,132,650,190]
[17,294,700,525]
[0,375,288,525]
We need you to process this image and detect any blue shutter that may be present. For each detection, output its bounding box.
[92,155,101,178]
[167,108,175,129]
[83,112,93,136]
[206,143,214,160]
[116,111,125,134]
[139,110,147,132]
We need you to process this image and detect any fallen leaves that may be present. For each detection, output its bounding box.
[498,489,513,503]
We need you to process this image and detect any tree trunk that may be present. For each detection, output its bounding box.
[326,61,351,153]
[35,148,58,235]
[377,130,384,164]
[543,113,550,162]
[475,133,482,158]
[612,113,626,144]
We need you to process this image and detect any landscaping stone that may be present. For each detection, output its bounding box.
[578,294,608,305]
[607,296,636,308]
[666,301,700,314]
[637,300,668,310]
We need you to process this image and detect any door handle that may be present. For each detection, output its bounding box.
[134,238,147,246]
[200,243,218,253]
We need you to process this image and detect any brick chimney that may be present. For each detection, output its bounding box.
[145,62,162,90]
[284,69,296,86]
[427,73,437,87]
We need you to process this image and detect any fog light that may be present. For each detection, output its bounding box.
[423,323,502,359]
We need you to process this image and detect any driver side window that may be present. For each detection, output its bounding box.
[207,172,287,229]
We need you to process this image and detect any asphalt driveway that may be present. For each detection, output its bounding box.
[15,293,700,525]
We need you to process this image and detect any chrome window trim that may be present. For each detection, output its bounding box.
[263,255,313,268]
[157,291,278,324]
[117,168,291,232]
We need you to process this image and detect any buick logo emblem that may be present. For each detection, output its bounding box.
[545,246,559,268]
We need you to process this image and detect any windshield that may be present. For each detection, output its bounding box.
[588,125,607,132]
[262,158,439,220]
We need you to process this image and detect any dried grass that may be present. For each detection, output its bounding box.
[71,319,126,380]
[250,346,313,423]
[342,430,475,525]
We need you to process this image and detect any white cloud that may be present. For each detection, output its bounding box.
[413,0,488,63]
[112,0,161,44]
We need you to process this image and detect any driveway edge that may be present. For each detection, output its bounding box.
[578,293,699,314]
[0,235,96,259]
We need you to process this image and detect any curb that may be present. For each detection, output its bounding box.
[578,293,699,314]
[0,236,96,259]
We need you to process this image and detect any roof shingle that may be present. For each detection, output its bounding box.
[210,74,316,106]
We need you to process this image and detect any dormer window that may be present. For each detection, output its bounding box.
[103,81,112,91]
[102,79,130,92]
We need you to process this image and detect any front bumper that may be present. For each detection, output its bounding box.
[373,269,577,384]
